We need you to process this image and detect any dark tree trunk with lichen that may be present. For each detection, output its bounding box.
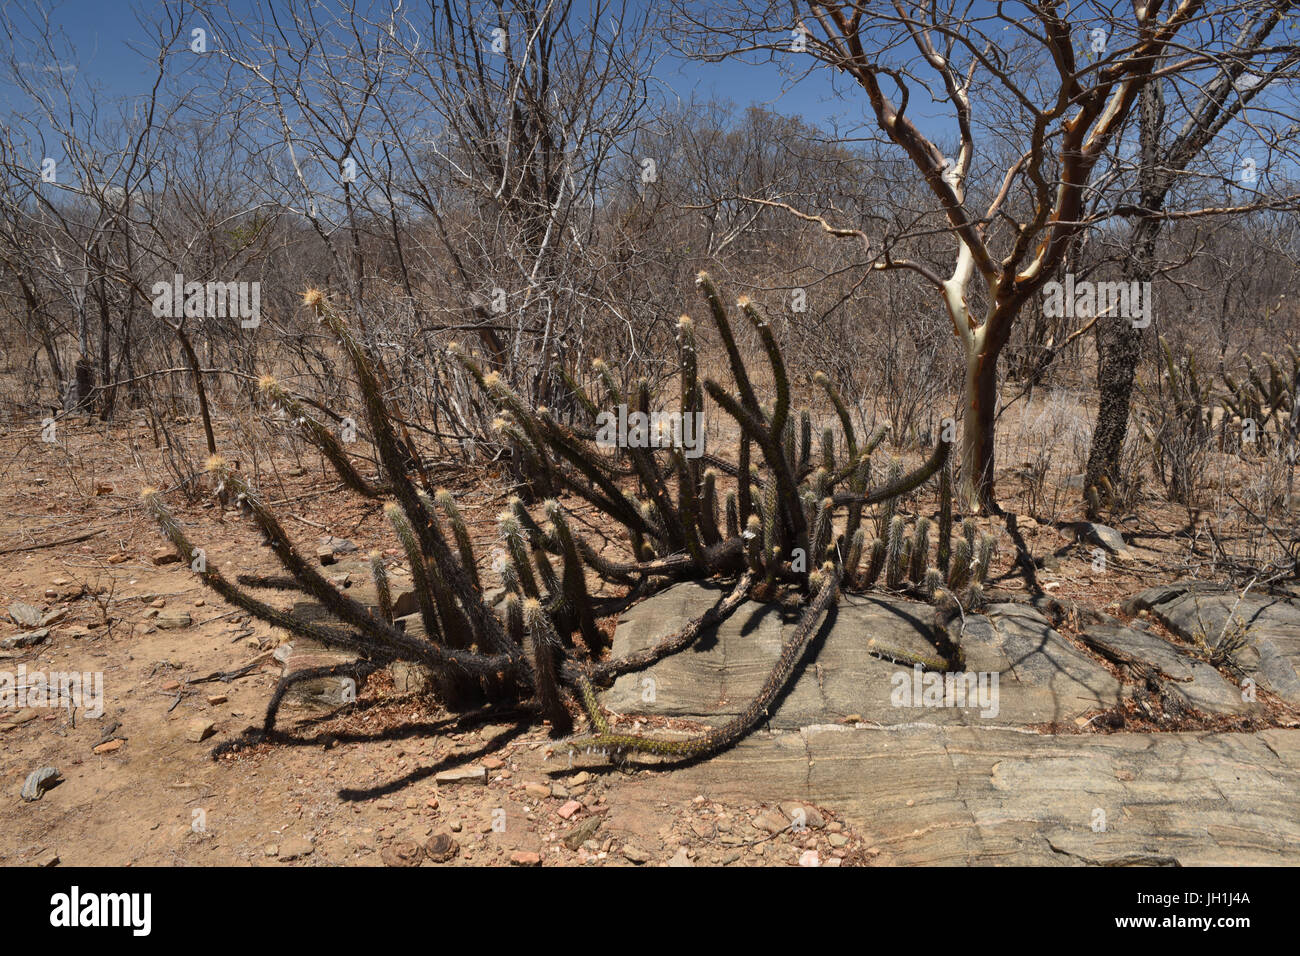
[1085,77,1165,519]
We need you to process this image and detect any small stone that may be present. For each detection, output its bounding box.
[564,817,601,851]
[435,766,486,786]
[106,553,130,564]
[21,767,62,801]
[207,694,228,705]
[780,802,825,829]
[1,628,49,650]
[667,847,693,867]
[798,850,820,867]
[828,833,849,848]
[186,719,215,743]
[824,857,842,867]
[157,612,192,630]
[754,809,789,834]
[161,680,181,692]
[381,841,424,867]
[524,782,550,799]
[481,756,504,770]
[92,740,123,755]
[8,602,43,627]
[550,784,569,799]
[557,800,582,820]
[34,850,60,867]
[321,535,358,555]
[39,608,66,627]
[510,851,542,866]
[278,837,313,861]
[317,546,337,566]
[424,832,459,863]
[264,844,279,857]
[622,844,650,864]
[1,708,39,729]
[150,547,181,566]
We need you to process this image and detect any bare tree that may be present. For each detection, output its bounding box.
[671,0,1300,512]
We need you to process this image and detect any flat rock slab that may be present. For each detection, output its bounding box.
[597,726,1300,865]
[605,584,1120,729]
[952,604,1123,725]
[1081,625,1257,716]
[1126,584,1300,705]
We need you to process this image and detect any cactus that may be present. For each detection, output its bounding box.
[908,517,930,583]
[885,515,907,589]
[948,537,972,592]
[144,279,950,764]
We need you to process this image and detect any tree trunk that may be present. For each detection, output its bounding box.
[961,343,999,513]
[1083,78,1165,518]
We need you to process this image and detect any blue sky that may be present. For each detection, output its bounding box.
[1,0,880,128]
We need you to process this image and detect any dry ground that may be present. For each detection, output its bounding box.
[0,394,1291,867]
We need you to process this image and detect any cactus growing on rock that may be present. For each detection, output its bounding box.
[144,277,952,764]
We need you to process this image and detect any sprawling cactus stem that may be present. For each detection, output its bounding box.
[524,598,573,735]
[143,485,515,684]
[885,515,907,589]
[436,489,481,593]
[864,537,887,585]
[739,296,789,439]
[545,500,603,653]
[923,567,943,601]
[975,533,995,585]
[559,566,839,761]
[725,490,740,539]
[821,427,836,473]
[814,371,858,461]
[812,497,834,564]
[937,459,953,577]
[798,410,813,475]
[698,469,722,545]
[503,591,525,648]
[737,434,752,527]
[877,458,903,538]
[499,513,540,599]
[259,375,382,498]
[845,527,866,585]
[533,542,561,601]
[744,514,763,573]
[965,581,986,609]
[910,516,931,584]
[949,537,972,591]
[368,550,393,624]
[575,673,609,734]
[386,503,445,644]
[697,272,761,417]
[962,517,978,552]
[319,310,511,659]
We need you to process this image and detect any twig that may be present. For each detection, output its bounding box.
[0,527,105,555]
